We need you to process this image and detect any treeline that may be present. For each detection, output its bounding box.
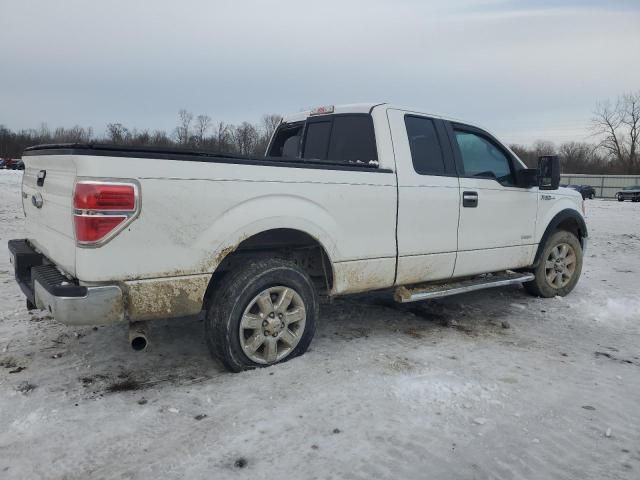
[0,109,282,159]
[510,141,613,174]
[1,92,638,174]
[511,92,639,175]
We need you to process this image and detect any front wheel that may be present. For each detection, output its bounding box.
[589,193,595,199]
[618,195,624,202]
[525,230,583,298]
[204,257,318,372]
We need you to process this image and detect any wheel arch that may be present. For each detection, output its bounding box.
[533,209,588,267]
[202,227,335,311]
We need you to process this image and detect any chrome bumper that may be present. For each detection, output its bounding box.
[9,239,126,326]
[34,281,125,326]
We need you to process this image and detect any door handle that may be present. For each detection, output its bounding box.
[37,170,46,187]
[463,191,478,208]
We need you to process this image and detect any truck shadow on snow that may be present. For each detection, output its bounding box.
[335,284,529,337]
[59,285,532,397]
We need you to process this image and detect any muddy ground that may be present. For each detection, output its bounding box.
[1,170,639,479]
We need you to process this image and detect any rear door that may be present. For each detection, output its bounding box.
[22,153,77,275]
[388,109,460,285]
[447,123,537,277]
[298,112,398,293]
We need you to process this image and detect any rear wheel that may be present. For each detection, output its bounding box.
[525,230,583,298]
[617,195,624,202]
[204,257,318,372]
[589,193,595,199]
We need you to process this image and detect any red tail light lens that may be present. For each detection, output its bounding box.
[74,183,135,211]
[73,181,139,246]
[74,215,127,243]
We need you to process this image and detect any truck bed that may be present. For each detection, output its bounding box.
[20,142,399,302]
[24,143,386,172]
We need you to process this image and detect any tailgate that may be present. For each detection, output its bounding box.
[22,154,77,276]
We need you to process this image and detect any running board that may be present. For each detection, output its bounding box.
[394,271,535,303]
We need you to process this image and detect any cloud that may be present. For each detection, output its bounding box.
[0,0,638,145]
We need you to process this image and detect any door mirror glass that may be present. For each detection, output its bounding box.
[538,155,560,190]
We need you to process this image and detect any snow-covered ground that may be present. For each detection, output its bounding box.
[1,169,639,479]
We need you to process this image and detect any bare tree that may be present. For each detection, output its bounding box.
[211,122,232,152]
[592,92,640,173]
[510,140,556,168]
[107,123,129,144]
[194,114,212,146]
[255,114,283,154]
[558,142,599,173]
[151,130,172,147]
[37,123,51,142]
[174,109,194,145]
[232,122,259,155]
[532,140,556,156]
[262,114,282,141]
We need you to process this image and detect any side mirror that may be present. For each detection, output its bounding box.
[538,155,560,190]
[515,168,538,188]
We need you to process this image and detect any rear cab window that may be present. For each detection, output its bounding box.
[267,122,304,158]
[303,114,378,166]
[269,114,379,167]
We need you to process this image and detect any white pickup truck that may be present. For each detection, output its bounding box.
[9,103,587,371]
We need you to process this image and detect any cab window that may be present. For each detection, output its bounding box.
[267,122,303,158]
[454,130,514,185]
[303,121,332,160]
[404,115,446,175]
[302,115,377,164]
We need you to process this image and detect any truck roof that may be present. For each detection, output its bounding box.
[281,103,476,128]
[281,103,528,169]
[281,103,384,123]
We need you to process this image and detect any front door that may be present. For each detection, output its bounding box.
[448,123,537,277]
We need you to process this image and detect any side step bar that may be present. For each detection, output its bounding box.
[394,271,535,303]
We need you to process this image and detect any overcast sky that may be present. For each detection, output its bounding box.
[1,0,639,145]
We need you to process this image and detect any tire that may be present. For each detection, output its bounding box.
[589,193,594,200]
[525,230,583,298]
[618,195,624,202]
[204,256,318,372]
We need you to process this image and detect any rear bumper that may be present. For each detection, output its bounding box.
[8,239,124,325]
[33,282,124,326]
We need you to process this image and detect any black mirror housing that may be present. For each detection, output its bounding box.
[538,155,560,190]
[515,168,538,188]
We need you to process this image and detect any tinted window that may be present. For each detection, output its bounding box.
[454,130,513,185]
[303,121,332,160]
[268,123,303,157]
[404,116,446,175]
[302,115,377,164]
[327,116,377,163]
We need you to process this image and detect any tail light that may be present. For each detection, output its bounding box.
[73,181,140,246]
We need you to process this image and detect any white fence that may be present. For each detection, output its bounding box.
[560,174,640,199]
